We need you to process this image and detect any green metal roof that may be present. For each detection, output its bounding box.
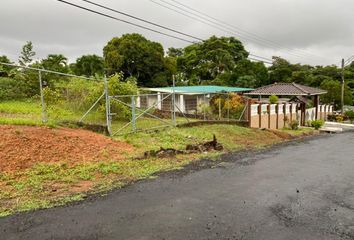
[147,86,253,94]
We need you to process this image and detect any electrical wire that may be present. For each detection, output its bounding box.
[57,0,273,64]
[149,0,324,62]
[56,0,195,44]
[167,0,326,60]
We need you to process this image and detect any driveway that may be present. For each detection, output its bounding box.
[1,133,354,240]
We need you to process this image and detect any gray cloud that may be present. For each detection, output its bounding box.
[1,0,353,66]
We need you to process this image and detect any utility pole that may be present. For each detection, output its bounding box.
[341,58,345,114]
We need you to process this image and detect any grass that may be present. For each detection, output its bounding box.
[0,100,320,217]
[280,127,316,136]
[0,124,315,217]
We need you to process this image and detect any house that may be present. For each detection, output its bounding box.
[138,86,253,114]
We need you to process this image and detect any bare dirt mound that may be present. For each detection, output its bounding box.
[0,125,134,172]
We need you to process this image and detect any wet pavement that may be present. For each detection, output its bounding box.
[1,133,354,240]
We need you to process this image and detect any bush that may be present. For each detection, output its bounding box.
[336,115,344,123]
[0,77,27,100]
[306,120,312,127]
[269,95,279,104]
[55,77,104,112]
[108,74,138,120]
[311,120,324,130]
[290,120,299,130]
[345,110,354,123]
[210,93,245,119]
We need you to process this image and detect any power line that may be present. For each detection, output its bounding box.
[167,0,326,60]
[80,0,203,42]
[56,0,195,44]
[57,0,273,64]
[149,0,323,62]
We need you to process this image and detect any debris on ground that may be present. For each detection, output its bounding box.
[142,135,224,159]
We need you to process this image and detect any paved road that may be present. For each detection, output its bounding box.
[1,133,354,240]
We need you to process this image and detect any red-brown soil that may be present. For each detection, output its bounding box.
[0,125,134,172]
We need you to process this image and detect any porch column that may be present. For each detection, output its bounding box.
[136,96,141,108]
[314,95,319,120]
[179,94,185,113]
[157,92,162,110]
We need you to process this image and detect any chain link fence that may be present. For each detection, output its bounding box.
[110,91,250,136]
[0,62,107,132]
[1,62,250,136]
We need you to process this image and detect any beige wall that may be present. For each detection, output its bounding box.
[249,103,333,130]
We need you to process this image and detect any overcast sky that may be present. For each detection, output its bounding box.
[1,0,353,66]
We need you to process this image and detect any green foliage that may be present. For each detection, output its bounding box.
[320,79,353,108]
[0,55,14,77]
[269,95,279,104]
[108,73,139,120]
[311,120,324,130]
[210,93,245,119]
[345,110,354,123]
[0,77,27,100]
[103,33,165,86]
[72,54,104,77]
[19,41,35,66]
[289,120,299,130]
[54,77,103,112]
[177,36,248,82]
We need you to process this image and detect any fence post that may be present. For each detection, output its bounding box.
[172,75,177,126]
[131,96,136,132]
[227,93,230,122]
[203,94,206,121]
[104,75,112,136]
[38,70,47,123]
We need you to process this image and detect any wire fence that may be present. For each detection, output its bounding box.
[0,62,250,136]
[0,62,107,131]
[109,91,249,136]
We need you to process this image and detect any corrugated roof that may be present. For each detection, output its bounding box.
[146,86,253,94]
[245,83,327,96]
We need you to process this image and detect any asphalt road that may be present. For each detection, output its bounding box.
[1,133,354,240]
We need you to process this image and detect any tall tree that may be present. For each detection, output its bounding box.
[103,33,165,86]
[41,54,69,73]
[72,54,104,77]
[177,36,248,82]
[0,55,14,76]
[19,41,35,66]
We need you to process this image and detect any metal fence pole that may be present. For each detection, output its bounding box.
[203,94,206,120]
[227,93,230,122]
[172,75,177,126]
[131,96,136,132]
[104,75,112,136]
[38,70,47,123]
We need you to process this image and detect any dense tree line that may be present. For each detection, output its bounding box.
[1,34,354,107]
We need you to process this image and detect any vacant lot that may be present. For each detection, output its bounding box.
[0,124,316,216]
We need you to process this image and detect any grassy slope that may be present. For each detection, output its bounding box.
[0,123,315,217]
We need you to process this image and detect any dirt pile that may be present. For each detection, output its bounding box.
[0,125,134,172]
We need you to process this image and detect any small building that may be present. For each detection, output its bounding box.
[245,82,331,128]
[139,86,253,114]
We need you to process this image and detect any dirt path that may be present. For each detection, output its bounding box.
[1,133,354,240]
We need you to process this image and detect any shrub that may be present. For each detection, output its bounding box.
[327,114,336,122]
[290,120,299,130]
[210,93,245,119]
[306,120,312,127]
[336,115,344,123]
[0,77,27,100]
[269,95,279,104]
[345,110,354,124]
[311,120,324,130]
